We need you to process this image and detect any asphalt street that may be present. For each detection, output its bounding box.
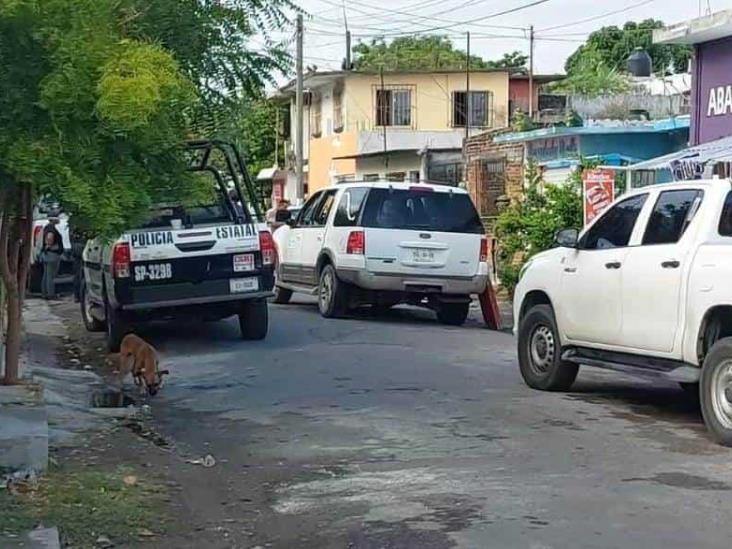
[116,298,732,548]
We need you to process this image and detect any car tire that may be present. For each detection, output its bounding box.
[80,279,104,332]
[105,297,130,353]
[239,299,269,340]
[273,285,292,304]
[28,264,42,294]
[518,304,579,391]
[318,264,348,318]
[437,302,470,326]
[700,337,732,446]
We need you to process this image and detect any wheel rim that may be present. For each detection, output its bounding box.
[710,360,732,429]
[528,324,555,375]
[319,270,333,312]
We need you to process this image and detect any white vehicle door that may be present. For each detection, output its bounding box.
[620,188,704,354]
[361,187,484,278]
[300,189,338,285]
[559,193,648,346]
[280,192,322,285]
[83,238,105,302]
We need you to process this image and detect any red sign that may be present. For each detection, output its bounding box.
[582,168,615,226]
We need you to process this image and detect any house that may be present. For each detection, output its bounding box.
[464,117,690,225]
[276,69,512,195]
[629,10,732,179]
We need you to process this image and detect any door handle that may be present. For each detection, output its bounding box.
[605,261,622,269]
[661,260,680,269]
[564,267,577,273]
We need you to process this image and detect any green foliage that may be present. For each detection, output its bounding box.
[510,109,535,132]
[494,162,583,294]
[551,46,630,97]
[565,19,692,76]
[353,35,527,71]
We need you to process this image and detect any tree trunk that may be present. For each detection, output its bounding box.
[0,181,32,385]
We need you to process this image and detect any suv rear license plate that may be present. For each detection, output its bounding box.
[230,277,259,293]
[233,253,254,272]
[134,263,172,282]
[411,249,435,263]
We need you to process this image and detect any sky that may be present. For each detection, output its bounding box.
[267,0,714,76]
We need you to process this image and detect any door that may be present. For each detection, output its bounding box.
[620,189,704,354]
[82,238,104,303]
[559,193,648,346]
[300,189,338,285]
[281,192,322,285]
[361,187,484,277]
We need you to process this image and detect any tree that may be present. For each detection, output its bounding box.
[551,46,630,97]
[565,20,692,76]
[494,162,583,294]
[353,35,526,71]
[0,0,293,384]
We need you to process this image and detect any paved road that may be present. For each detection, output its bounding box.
[129,298,732,548]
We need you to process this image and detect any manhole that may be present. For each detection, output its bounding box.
[89,389,135,408]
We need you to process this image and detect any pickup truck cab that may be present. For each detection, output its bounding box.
[272,181,489,324]
[514,179,732,445]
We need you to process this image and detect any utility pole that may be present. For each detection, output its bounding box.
[528,25,535,119]
[380,66,388,171]
[345,30,352,70]
[466,31,471,140]
[295,13,305,200]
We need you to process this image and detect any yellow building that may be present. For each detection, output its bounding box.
[277,69,511,196]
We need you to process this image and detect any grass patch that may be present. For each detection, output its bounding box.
[0,465,166,548]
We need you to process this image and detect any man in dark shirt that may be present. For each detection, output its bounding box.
[41,213,64,299]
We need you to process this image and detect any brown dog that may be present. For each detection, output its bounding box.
[118,334,169,396]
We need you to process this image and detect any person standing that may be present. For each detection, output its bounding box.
[41,215,64,300]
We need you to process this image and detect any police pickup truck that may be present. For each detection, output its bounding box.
[79,141,275,351]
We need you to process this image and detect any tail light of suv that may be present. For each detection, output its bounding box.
[347,230,365,255]
[111,242,131,278]
[479,237,488,263]
[259,231,275,266]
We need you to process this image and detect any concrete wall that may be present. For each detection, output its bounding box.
[355,152,423,181]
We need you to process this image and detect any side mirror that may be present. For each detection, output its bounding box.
[555,228,579,248]
[275,209,292,223]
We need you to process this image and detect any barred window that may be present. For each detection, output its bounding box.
[375,87,412,127]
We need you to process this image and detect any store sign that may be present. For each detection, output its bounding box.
[582,168,615,226]
[706,85,732,117]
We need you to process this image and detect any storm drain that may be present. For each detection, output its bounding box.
[89,389,135,408]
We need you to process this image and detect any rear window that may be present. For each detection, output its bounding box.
[139,193,234,229]
[719,191,732,236]
[361,188,484,234]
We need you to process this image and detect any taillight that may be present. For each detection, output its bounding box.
[33,225,43,247]
[479,237,488,263]
[347,230,365,255]
[111,242,131,278]
[259,230,275,266]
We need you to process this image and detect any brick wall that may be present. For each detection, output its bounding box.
[464,129,525,234]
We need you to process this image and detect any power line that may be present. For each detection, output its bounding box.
[537,0,656,33]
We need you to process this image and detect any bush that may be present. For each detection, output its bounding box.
[494,161,583,295]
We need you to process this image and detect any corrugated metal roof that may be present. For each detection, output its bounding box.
[631,134,732,170]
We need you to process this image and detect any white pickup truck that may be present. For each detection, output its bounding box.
[514,179,732,445]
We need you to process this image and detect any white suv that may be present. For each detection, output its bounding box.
[272,181,489,325]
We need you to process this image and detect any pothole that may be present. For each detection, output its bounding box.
[89,389,135,408]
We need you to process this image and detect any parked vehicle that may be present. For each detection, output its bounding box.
[29,202,73,293]
[80,141,275,351]
[272,181,489,325]
[514,178,732,445]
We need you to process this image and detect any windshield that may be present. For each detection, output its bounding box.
[361,188,484,234]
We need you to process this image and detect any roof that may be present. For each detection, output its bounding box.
[631,134,732,170]
[509,73,565,84]
[333,130,465,159]
[654,10,732,45]
[493,116,691,144]
[276,68,511,96]
[327,180,468,193]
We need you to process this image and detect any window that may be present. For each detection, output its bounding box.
[363,173,380,182]
[375,88,412,127]
[361,189,484,234]
[310,94,322,137]
[643,189,703,245]
[720,191,732,236]
[333,86,343,132]
[453,91,492,127]
[312,190,337,226]
[334,187,370,227]
[386,172,406,182]
[409,171,420,183]
[580,194,648,250]
[297,192,323,226]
